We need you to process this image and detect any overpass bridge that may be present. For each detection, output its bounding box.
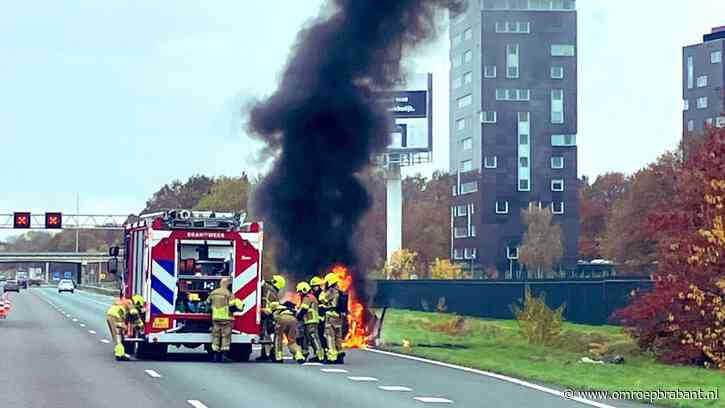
[0,252,117,285]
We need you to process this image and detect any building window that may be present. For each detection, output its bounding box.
[484,65,497,78]
[463,71,473,84]
[464,49,472,63]
[518,111,530,192]
[453,248,464,259]
[551,156,564,169]
[717,117,725,128]
[464,248,477,259]
[452,185,458,196]
[464,27,473,40]
[518,111,529,122]
[519,179,529,191]
[495,21,530,33]
[697,97,708,109]
[456,118,466,130]
[481,111,497,123]
[454,227,468,239]
[462,137,473,150]
[456,205,468,216]
[551,66,564,79]
[460,181,478,194]
[551,44,575,57]
[506,246,519,260]
[551,134,576,146]
[458,94,473,108]
[697,75,708,88]
[506,44,520,78]
[706,118,713,127]
[452,77,462,89]
[551,89,564,124]
[484,0,575,11]
[551,179,564,192]
[687,56,693,89]
[453,54,462,68]
[484,155,498,168]
[712,50,722,64]
[495,88,530,101]
[687,120,694,132]
[519,134,529,145]
[461,160,473,172]
[496,200,509,214]
[552,201,565,214]
[519,157,529,168]
[452,33,462,47]
[683,99,689,111]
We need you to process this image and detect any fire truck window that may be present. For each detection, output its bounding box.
[178,242,234,277]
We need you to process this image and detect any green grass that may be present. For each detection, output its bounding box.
[378,309,724,408]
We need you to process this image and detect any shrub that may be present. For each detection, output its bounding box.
[383,249,418,280]
[429,258,468,279]
[511,288,565,345]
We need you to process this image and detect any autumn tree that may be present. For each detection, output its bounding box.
[429,258,468,279]
[616,128,725,369]
[194,173,252,213]
[383,249,418,280]
[519,205,564,279]
[579,172,628,260]
[144,175,214,212]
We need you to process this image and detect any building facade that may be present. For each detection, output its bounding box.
[449,0,579,277]
[682,26,725,135]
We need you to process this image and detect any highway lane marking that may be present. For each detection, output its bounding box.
[88,330,97,334]
[72,318,78,322]
[365,349,616,408]
[413,397,453,404]
[144,369,162,378]
[187,400,208,408]
[320,368,348,373]
[379,386,412,392]
[79,323,86,327]
[100,339,111,344]
[348,376,379,382]
[303,362,323,366]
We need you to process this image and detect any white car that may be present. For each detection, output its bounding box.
[58,279,75,294]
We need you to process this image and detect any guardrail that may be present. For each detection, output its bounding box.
[78,284,119,297]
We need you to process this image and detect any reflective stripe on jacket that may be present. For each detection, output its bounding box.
[297,293,321,324]
[208,287,233,321]
[320,287,341,318]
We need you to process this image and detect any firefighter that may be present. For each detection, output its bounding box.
[207,277,244,362]
[257,274,286,361]
[271,301,305,364]
[310,276,326,350]
[310,276,324,299]
[320,272,345,364]
[106,296,144,361]
[296,282,325,362]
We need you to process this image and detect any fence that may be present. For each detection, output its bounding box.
[372,278,654,325]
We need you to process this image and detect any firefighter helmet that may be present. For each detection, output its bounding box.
[296,282,311,294]
[131,294,145,308]
[324,272,340,287]
[309,276,323,287]
[271,275,286,291]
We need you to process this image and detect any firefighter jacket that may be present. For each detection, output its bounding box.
[320,286,342,318]
[272,304,296,322]
[106,299,144,329]
[296,293,321,324]
[260,281,279,316]
[208,287,244,322]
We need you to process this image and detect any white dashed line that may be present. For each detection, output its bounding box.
[88,330,97,335]
[379,386,412,392]
[347,376,378,382]
[72,318,78,322]
[302,362,323,366]
[79,323,86,327]
[100,339,110,344]
[320,368,348,373]
[413,397,454,404]
[144,369,162,378]
[187,400,208,408]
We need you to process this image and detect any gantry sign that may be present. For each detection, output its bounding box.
[0,213,129,230]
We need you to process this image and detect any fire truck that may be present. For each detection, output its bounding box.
[113,209,263,361]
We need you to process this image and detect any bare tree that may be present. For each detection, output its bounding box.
[519,204,564,279]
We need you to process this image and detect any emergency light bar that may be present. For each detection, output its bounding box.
[146,209,247,230]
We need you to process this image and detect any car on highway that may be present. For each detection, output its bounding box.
[57,279,75,294]
[3,280,21,293]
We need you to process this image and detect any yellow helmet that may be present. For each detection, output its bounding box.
[309,277,323,287]
[296,282,311,294]
[271,275,286,291]
[131,294,145,308]
[324,272,340,287]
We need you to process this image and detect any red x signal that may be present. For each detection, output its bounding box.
[13,212,31,229]
[45,212,62,229]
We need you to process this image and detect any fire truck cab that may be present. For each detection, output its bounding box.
[120,209,263,361]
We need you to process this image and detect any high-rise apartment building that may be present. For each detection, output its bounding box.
[683,26,725,135]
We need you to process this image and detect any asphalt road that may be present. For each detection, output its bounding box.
[0,287,649,408]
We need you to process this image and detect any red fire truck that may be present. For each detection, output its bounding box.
[116,210,263,361]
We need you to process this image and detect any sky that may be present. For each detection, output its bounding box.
[1,0,723,240]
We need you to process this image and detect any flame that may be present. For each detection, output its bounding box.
[330,265,370,349]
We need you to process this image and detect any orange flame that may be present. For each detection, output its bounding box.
[331,265,370,349]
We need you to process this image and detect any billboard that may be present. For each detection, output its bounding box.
[379,73,432,154]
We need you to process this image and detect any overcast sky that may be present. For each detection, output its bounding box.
[1,1,723,240]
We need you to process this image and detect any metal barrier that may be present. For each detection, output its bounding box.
[371,278,654,325]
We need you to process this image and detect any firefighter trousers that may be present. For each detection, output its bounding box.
[274,317,303,361]
[211,320,232,352]
[260,315,274,356]
[324,315,344,361]
[303,323,325,361]
[106,315,126,357]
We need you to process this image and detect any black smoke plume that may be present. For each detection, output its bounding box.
[249,0,464,304]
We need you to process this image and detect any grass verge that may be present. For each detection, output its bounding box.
[378,309,723,408]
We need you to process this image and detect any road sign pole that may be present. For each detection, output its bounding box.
[385,163,402,264]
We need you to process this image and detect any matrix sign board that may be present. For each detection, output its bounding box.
[378,73,432,154]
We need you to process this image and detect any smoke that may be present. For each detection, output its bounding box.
[248,0,465,304]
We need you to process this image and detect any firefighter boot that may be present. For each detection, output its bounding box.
[294,351,306,364]
[256,347,271,361]
[114,344,129,361]
[220,352,234,363]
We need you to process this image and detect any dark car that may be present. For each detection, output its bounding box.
[3,280,21,293]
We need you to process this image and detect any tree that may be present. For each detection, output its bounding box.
[579,173,628,260]
[616,128,725,369]
[519,205,564,279]
[194,173,251,213]
[144,175,214,213]
[383,249,417,280]
[429,258,468,279]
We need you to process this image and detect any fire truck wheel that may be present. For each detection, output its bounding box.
[228,344,252,362]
